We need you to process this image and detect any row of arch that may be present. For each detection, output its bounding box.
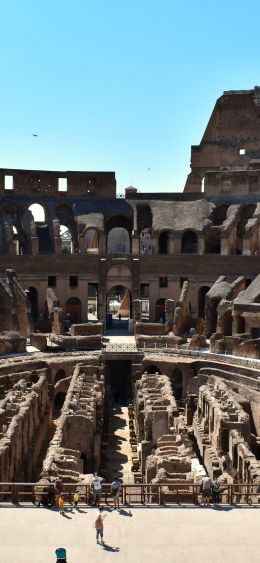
[2,201,258,255]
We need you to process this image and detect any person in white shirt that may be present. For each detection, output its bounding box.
[91,473,104,507]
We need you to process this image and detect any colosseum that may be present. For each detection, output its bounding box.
[1,87,260,507]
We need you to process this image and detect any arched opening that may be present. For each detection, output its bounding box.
[84,229,99,254]
[26,287,38,323]
[171,368,183,401]
[55,369,66,383]
[137,205,152,232]
[139,228,152,254]
[237,315,246,334]
[29,203,53,254]
[29,203,45,222]
[12,226,21,255]
[66,297,82,324]
[56,204,79,252]
[80,452,89,473]
[54,392,66,411]
[205,231,221,254]
[60,225,73,254]
[159,231,169,254]
[106,285,131,330]
[155,298,166,323]
[236,204,256,255]
[181,230,198,254]
[107,227,130,254]
[211,205,229,226]
[198,286,210,318]
[88,283,98,320]
[106,216,132,254]
[143,365,161,375]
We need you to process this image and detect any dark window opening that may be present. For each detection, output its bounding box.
[159,277,168,288]
[48,276,56,287]
[70,276,78,288]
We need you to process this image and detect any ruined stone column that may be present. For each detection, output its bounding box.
[133,299,142,321]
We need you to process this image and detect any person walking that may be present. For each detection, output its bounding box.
[212,478,221,504]
[73,491,80,508]
[94,507,106,545]
[91,473,104,507]
[54,477,63,506]
[58,494,65,515]
[201,475,212,505]
[111,476,122,510]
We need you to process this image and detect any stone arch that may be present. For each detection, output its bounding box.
[29,203,53,254]
[60,225,73,254]
[171,367,183,400]
[106,285,132,319]
[181,230,198,254]
[28,203,46,222]
[56,204,79,252]
[198,286,210,318]
[55,369,66,383]
[106,216,132,254]
[106,264,132,293]
[66,297,82,323]
[158,230,170,254]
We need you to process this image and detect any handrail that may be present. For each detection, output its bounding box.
[0,481,259,506]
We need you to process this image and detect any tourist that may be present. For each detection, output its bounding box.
[94,506,106,545]
[73,491,80,508]
[111,476,122,510]
[201,475,212,505]
[54,477,63,506]
[91,472,104,506]
[212,478,221,504]
[58,494,65,515]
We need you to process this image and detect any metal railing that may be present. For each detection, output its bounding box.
[0,482,259,506]
[103,343,138,352]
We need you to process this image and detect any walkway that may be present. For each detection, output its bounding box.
[101,403,134,483]
[1,504,259,562]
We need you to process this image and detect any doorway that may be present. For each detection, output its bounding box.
[106,360,132,404]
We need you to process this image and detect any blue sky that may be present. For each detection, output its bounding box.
[1,0,260,193]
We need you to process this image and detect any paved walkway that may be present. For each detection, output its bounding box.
[104,405,134,483]
[0,504,259,562]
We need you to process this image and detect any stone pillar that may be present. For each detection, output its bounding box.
[151,234,158,255]
[8,241,17,255]
[133,299,142,321]
[31,237,39,255]
[169,233,175,254]
[79,234,85,253]
[99,232,106,254]
[197,236,205,255]
[54,237,62,254]
[165,299,175,332]
[174,236,181,254]
[132,233,139,255]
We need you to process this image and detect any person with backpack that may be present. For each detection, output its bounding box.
[212,478,221,504]
[111,476,122,510]
[94,506,106,545]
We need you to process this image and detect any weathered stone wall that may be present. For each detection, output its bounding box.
[41,358,105,481]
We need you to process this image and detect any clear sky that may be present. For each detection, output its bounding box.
[1,0,260,193]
